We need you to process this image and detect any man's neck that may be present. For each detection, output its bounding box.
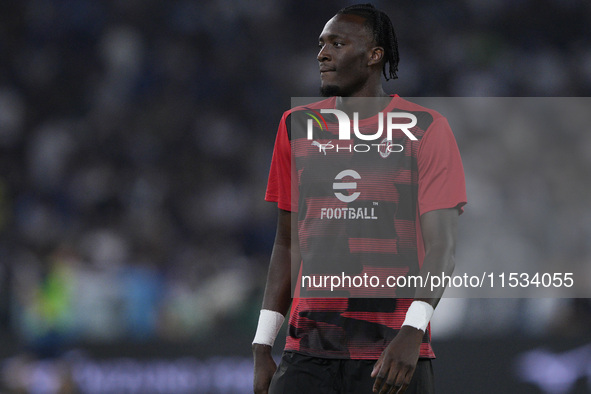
[336,91,392,120]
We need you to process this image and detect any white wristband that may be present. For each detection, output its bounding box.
[252,309,285,347]
[402,301,434,332]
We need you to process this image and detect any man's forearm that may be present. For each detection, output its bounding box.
[261,241,293,315]
[252,209,294,352]
[414,241,456,308]
[414,208,459,308]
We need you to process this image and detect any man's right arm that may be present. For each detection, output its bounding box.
[260,208,293,315]
[253,208,293,394]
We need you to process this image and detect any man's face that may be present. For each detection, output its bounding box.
[317,14,376,97]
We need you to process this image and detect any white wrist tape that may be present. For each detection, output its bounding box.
[402,301,434,332]
[252,309,285,347]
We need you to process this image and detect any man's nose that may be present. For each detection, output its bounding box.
[317,45,331,62]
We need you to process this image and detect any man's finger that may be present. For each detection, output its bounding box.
[371,359,383,378]
[394,367,415,394]
[378,379,397,394]
[377,377,391,394]
[372,372,384,393]
[373,364,391,393]
[378,367,401,394]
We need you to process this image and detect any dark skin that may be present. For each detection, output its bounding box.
[318,14,386,98]
[252,209,292,394]
[371,208,458,394]
[254,13,460,394]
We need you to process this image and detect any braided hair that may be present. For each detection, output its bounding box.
[337,3,399,80]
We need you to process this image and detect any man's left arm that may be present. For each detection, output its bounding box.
[371,207,459,394]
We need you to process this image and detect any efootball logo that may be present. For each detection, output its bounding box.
[333,169,361,203]
[319,169,378,220]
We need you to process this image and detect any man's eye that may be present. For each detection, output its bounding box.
[334,42,344,47]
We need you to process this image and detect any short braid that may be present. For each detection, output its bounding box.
[338,3,399,80]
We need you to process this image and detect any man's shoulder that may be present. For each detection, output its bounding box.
[391,96,446,121]
[391,96,450,134]
[283,97,336,118]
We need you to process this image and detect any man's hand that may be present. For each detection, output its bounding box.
[371,326,423,394]
[253,344,277,394]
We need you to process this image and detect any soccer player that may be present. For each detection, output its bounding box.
[253,4,466,394]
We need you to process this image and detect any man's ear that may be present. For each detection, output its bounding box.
[368,46,384,66]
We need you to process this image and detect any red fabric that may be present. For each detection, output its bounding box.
[264,96,466,360]
[265,111,293,212]
[266,99,467,216]
[417,116,467,215]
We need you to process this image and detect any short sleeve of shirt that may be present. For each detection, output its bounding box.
[417,116,467,215]
[265,112,293,211]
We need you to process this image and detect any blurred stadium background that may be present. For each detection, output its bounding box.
[0,0,590,392]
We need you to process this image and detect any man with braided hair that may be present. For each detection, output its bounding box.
[253,4,466,393]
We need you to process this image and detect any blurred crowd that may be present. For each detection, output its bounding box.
[0,0,590,360]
